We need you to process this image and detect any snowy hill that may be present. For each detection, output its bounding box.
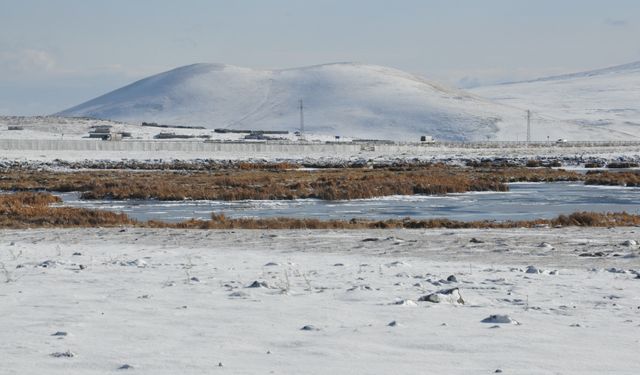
[57,63,532,142]
[57,62,638,142]
[471,61,640,140]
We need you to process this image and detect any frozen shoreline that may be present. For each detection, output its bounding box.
[1,227,639,374]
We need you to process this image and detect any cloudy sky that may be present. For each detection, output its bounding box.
[1,0,639,115]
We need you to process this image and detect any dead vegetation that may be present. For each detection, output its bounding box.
[2,192,639,229]
[0,192,134,228]
[0,165,582,201]
[606,162,639,169]
[585,171,640,187]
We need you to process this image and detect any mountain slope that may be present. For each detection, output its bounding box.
[471,62,640,140]
[58,62,636,142]
[58,63,533,141]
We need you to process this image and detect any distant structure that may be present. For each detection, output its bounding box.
[142,122,205,130]
[214,129,288,135]
[87,125,131,141]
[526,110,531,143]
[154,132,211,140]
[299,99,305,136]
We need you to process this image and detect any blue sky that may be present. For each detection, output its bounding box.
[1,0,639,115]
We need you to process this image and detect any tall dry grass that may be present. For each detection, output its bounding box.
[585,171,640,187]
[0,192,134,228]
[0,166,582,201]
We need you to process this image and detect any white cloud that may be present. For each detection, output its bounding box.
[0,49,56,75]
[0,48,163,83]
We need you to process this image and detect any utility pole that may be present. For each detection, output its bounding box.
[526,110,531,144]
[299,99,305,135]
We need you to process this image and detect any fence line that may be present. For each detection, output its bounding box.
[1,139,639,154]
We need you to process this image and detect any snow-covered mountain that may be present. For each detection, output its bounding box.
[471,61,640,140]
[57,62,639,142]
[57,63,533,142]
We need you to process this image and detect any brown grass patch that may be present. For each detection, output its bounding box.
[585,171,640,187]
[0,192,134,228]
[0,165,582,201]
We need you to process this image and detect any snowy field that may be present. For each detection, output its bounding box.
[1,227,639,374]
[2,141,639,164]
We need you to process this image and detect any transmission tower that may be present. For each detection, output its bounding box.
[299,99,305,135]
[526,110,531,144]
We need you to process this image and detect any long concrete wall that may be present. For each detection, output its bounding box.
[0,139,367,154]
[2,139,640,162]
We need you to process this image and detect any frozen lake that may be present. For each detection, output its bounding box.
[56,182,640,223]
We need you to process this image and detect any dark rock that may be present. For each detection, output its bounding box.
[418,287,464,304]
[247,280,269,288]
[50,350,75,358]
[300,325,320,331]
[481,315,519,324]
[362,238,380,242]
[579,252,606,257]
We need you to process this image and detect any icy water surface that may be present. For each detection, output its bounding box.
[56,182,640,223]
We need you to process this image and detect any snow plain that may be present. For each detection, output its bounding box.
[1,228,639,374]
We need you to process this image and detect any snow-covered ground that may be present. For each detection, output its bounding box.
[0,116,340,142]
[1,228,639,374]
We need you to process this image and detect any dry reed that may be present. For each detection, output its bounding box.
[0,166,582,201]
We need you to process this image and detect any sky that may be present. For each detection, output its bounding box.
[1,0,639,115]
